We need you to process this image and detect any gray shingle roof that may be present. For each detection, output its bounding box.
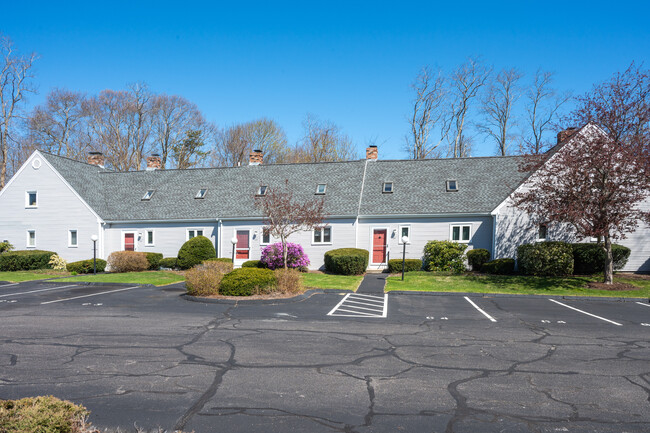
[40,152,530,221]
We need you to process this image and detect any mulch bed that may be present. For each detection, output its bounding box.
[587,281,640,291]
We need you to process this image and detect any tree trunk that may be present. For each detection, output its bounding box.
[603,234,614,284]
[282,236,288,270]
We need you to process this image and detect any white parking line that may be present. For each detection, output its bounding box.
[328,293,388,318]
[636,302,650,308]
[0,283,19,288]
[349,293,385,301]
[0,284,78,298]
[40,286,141,305]
[548,299,622,326]
[463,296,497,322]
[327,293,352,315]
[348,296,384,304]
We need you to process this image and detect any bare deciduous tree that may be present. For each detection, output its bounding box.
[255,179,326,269]
[294,114,356,162]
[0,34,36,188]
[479,68,523,156]
[405,67,449,159]
[27,88,88,158]
[448,57,492,158]
[210,118,289,167]
[524,70,571,154]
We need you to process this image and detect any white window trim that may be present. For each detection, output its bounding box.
[68,229,78,248]
[370,227,389,264]
[537,224,548,242]
[121,231,138,251]
[145,229,155,247]
[26,230,36,248]
[25,191,37,208]
[186,228,205,241]
[449,224,471,243]
[315,184,327,194]
[398,225,411,244]
[382,182,393,193]
[446,180,458,192]
[312,226,333,245]
[260,228,271,245]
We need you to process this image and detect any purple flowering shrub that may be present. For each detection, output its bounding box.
[261,242,310,270]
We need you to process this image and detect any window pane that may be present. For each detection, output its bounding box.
[147,231,154,244]
[28,231,35,246]
[188,230,195,239]
[70,231,77,245]
[462,226,470,241]
[383,182,392,192]
[452,226,460,241]
[401,227,409,238]
[262,229,270,244]
[197,230,203,237]
[323,227,331,243]
[539,225,547,240]
[29,192,37,206]
[314,230,321,243]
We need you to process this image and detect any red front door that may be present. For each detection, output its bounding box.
[236,231,250,259]
[372,229,387,263]
[124,233,135,251]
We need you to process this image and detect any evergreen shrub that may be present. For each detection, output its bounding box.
[177,236,216,270]
[67,259,107,274]
[571,243,631,274]
[481,258,515,274]
[467,248,490,271]
[422,240,467,273]
[517,241,574,276]
[0,250,57,271]
[387,259,422,273]
[324,248,369,275]
[219,268,277,296]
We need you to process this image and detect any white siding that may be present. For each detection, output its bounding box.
[103,222,217,260]
[616,198,650,272]
[357,216,494,270]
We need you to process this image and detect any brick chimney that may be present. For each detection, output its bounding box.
[366,145,378,160]
[249,149,263,165]
[146,154,162,171]
[87,151,105,167]
[557,127,578,144]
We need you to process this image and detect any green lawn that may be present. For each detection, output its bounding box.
[302,273,363,291]
[58,271,185,286]
[0,270,70,282]
[385,271,650,298]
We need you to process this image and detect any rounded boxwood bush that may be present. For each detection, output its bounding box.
[481,258,515,274]
[467,248,490,271]
[324,248,369,275]
[143,252,163,270]
[177,236,216,270]
[242,259,265,268]
[517,241,573,276]
[205,257,233,264]
[387,259,422,273]
[571,243,631,274]
[219,268,277,296]
[67,259,107,274]
[422,240,467,273]
[0,250,57,271]
[159,257,178,269]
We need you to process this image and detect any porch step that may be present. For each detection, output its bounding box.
[356,273,388,294]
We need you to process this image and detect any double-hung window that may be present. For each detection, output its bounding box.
[261,228,271,245]
[398,225,411,243]
[450,225,471,243]
[69,230,78,247]
[26,191,37,208]
[313,227,332,244]
[27,230,36,248]
[187,229,204,240]
[146,230,155,246]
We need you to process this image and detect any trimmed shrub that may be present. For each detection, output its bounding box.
[0,395,90,433]
[143,252,163,270]
[324,248,369,275]
[482,258,515,275]
[205,257,233,264]
[517,241,574,276]
[185,261,231,296]
[571,243,632,274]
[0,241,13,254]
[107,251,149,273]
[467,248,490,271]
[422,241,467,273]
[387,259,422,273]
[177,235,216,270]
[260,242,310,270]
[159,257,178,269]
[0,250,57,271]
[274,268,304,293]
[48,254,68,271]
[219,268,277,296]
[242,259,265,268]
[67,259,107,274]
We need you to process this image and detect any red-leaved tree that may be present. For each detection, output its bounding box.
[514,64,650,284]
[255,180,325,269]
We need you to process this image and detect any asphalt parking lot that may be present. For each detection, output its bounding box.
[1,279,649,433]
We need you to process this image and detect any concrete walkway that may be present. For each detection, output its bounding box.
[356,272,388,294]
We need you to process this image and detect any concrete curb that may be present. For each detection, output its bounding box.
[39,280,154,288]
[182,288,349,305]
[386,290,650,303]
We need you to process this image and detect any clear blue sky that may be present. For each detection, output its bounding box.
[4,1,650,159]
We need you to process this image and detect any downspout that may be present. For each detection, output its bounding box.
[491,214,497,260]
[216,218,222,258]
[355,159,369,249]
[97,219,105,260]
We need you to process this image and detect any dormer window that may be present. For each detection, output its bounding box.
[316,184,327,194]
[382,182,393,193]
[257,185,268,196]
[195,189,208,199]
[446,180,458,192]
[142,190,155,201]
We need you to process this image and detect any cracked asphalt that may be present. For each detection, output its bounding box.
[1,280,650,433]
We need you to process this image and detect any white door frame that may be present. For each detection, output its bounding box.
[121,230,138,251]
[370,227,389,266]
